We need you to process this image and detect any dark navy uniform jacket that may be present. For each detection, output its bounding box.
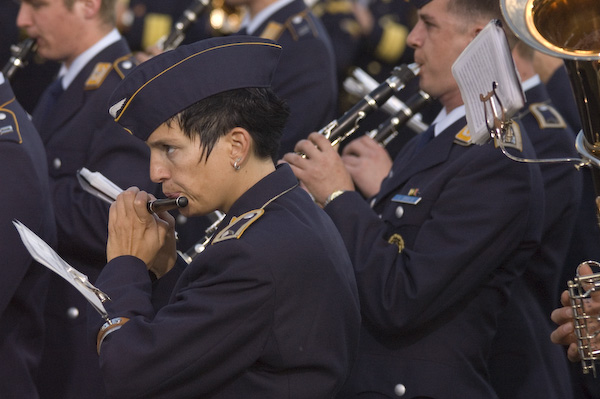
[325,116,544,398]
[92,164,361,398]
[32,38,160,399]
[0,78,56,399]
[488,81,579,399]
[244,0,337,158]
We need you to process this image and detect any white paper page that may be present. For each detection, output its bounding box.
[13,220,109,318]
[77,167,124,204]
[452,19,525,145]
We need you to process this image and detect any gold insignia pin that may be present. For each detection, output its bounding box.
[387,233,405,253]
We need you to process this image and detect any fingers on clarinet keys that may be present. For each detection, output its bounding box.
[147,196,188,214]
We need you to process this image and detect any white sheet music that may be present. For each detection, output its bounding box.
[13,220,109,318]
[77,167,124,204]
[452,19,525,145]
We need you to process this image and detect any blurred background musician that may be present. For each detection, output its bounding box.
[15,0,160,397]
[115,0,219,53]
[284,0,545,396]
[0,71,56,399]
[313,0,416,103]
[1,0,59,113]
[227,0,337,158]
[313,0,440,159]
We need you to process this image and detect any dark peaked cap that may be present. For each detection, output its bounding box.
[108,36,283,141]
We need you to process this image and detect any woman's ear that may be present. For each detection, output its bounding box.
[227,127,251,170]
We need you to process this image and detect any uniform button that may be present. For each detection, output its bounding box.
[394,384,406,397]
[177,214,188,225]
[0,113,6,120]
[292,15,302,24]
[122,60,133,70]
[67,307,79,319]
[53,158,62,169]
[395,205,404,219]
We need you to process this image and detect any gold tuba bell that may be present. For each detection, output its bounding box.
[501,0,600,376]
[501,0,600,190]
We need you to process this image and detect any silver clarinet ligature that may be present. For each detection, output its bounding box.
[500,0,600,376]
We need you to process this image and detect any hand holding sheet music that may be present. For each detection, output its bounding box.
[452,19,525,145]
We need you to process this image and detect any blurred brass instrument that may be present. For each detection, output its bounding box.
[500,0,600,375]
[154,0,242,52]
[2,38,36,81]
[208,0,243,36]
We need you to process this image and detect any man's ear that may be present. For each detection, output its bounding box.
[78,0,101,19]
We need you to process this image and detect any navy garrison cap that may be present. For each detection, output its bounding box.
[108,35,282,140]
[405,0,432,8]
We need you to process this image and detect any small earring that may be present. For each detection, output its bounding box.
[233,158,242,170]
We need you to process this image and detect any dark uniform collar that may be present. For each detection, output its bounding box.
[225,163,298,220]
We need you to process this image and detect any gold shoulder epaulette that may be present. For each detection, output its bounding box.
[260,21,286,41]
[529,102,567,129]
[453,125,474,146]
[113,55,138,80]
[0,101,22,144]
[85,62,113,90]
[323,0,354,15]
[494,120,523,152]
[283,10,319,41]
[212,209,265,244]
[374,17,409,63]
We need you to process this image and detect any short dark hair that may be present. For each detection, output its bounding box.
[447,0,502,24]
[167,87,290,162]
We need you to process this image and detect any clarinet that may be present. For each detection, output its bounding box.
[343,66,429,134]
[368,90,433,147]
[2,38,36,81]
[158,0,211,52]
[305,63,420,156]
[178,210,225,264]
